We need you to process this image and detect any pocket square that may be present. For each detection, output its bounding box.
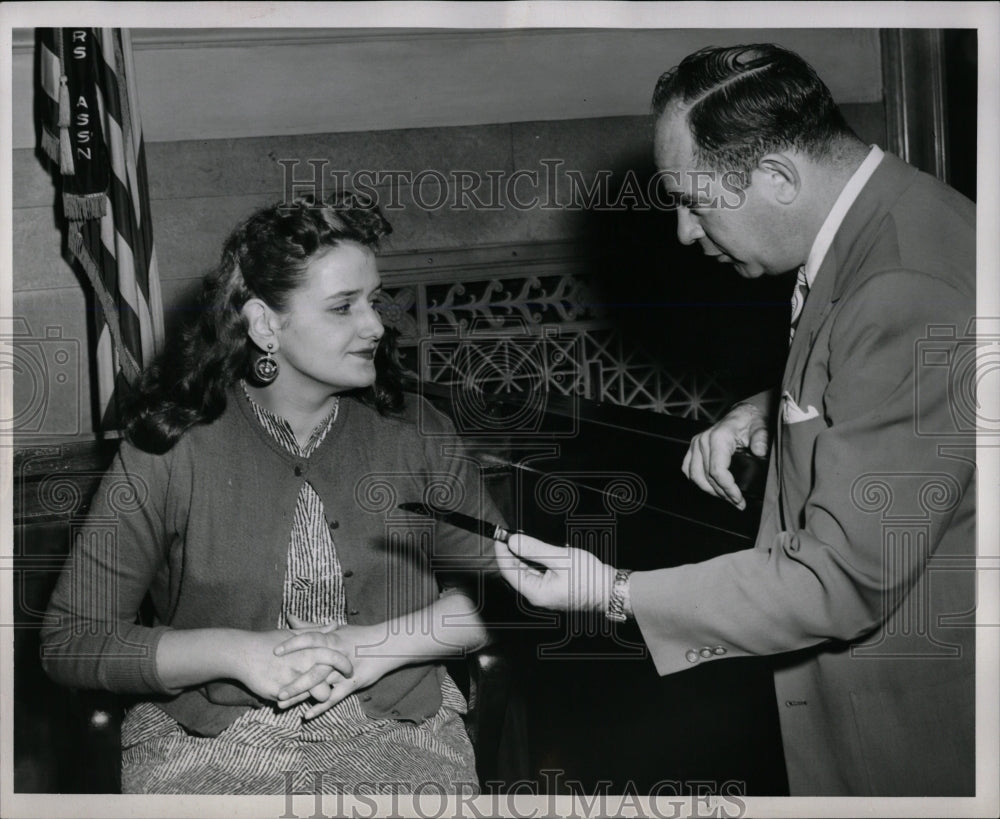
[782,390,820,424]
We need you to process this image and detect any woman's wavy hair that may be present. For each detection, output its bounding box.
[125,192,404,454]
[651,44,860,188]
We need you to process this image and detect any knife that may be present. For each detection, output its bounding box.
[397,502,512,544]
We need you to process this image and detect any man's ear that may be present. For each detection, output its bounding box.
[757,153,800,205]
[241,298,280,352]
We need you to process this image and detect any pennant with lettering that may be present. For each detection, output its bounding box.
[38,28,164,431]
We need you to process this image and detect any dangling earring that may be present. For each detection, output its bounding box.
[253,343,279,385]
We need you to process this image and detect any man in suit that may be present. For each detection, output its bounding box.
[495,44,977,796]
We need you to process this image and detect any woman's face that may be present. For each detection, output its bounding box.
[271,241,385,397]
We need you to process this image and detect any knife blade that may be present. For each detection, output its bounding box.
[397,502,511,543]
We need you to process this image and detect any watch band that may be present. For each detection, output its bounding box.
[606,568,633,622]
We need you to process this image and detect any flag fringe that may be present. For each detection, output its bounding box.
[63,192,108,221]
[57,75,75,175]
[40,129,60,165]
[67,227,143,384]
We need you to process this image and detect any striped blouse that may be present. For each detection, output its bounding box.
[118,385,477,794]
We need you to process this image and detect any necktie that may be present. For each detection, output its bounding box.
[789,265,809,344]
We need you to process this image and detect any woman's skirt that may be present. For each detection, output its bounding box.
[121,674,477,795]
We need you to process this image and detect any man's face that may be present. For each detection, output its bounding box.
[654,109,791,278]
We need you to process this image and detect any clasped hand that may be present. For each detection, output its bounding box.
[269,614,388,720]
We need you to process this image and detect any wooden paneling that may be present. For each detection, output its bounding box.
[881,30,950,184]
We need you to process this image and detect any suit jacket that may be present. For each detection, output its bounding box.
[631,152,976,795]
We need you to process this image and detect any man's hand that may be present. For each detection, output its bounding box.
[682,401,769,510]
[493,533,615,612]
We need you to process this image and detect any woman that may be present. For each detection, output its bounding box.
[40,194,500,794]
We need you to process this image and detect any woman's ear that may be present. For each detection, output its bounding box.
[241,298,280,353]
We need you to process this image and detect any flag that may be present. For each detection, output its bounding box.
[38,28,164,431]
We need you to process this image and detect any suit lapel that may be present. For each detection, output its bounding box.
[782,246,839,395]
[774,152,920,529]
[780,152,919,398]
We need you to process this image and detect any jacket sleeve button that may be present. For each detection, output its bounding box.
[713,646,727,655]
[342,569,353,578]
[294,466,303,477]
[685,649,700,663]
[700,647,713,658]
[328,520,340,530]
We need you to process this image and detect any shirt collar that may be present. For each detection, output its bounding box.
[240,380,339,458]
[802,145,884,288]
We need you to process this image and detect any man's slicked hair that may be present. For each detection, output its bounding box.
[652,44,859,186]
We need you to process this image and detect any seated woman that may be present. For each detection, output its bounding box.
[40,194,501,795]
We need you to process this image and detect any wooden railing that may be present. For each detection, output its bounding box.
[379,241,738,422]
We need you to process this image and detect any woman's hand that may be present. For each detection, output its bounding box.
[274,592,489,720]
[273,615,393,719]
[228,628,354,703]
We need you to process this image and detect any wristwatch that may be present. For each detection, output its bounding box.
[606,568,633,622]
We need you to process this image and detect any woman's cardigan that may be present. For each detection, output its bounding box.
[40,390,502,737]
